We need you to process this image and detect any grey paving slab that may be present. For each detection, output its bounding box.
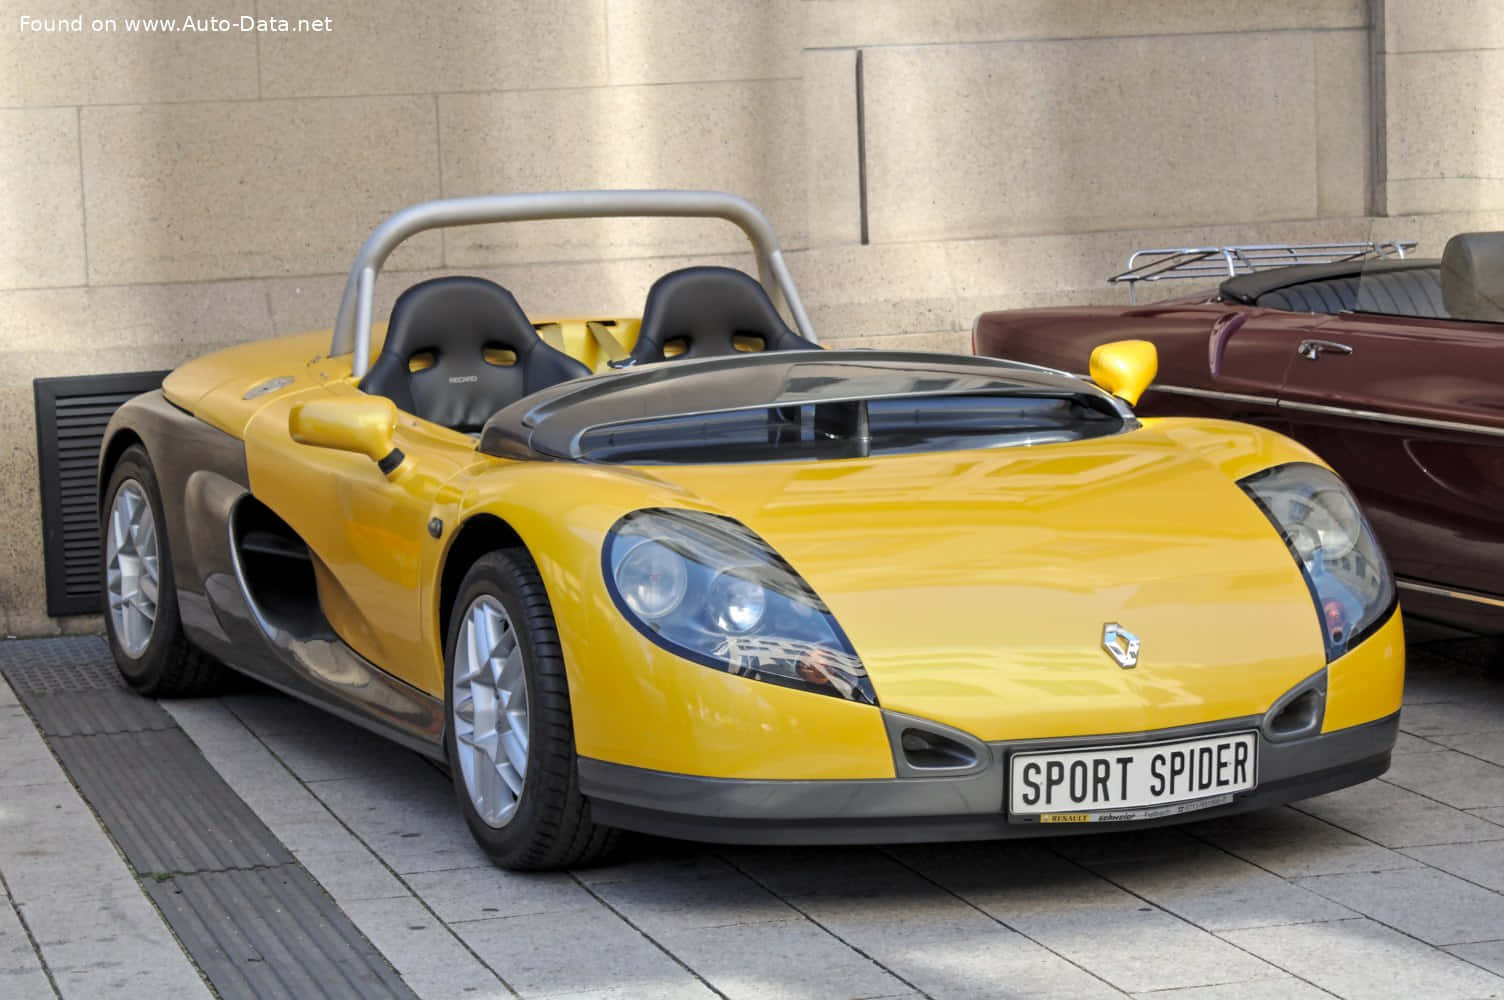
[310,769,493,875]
[25,882,212,1000]
[892,843,1281,993]
[572,849,739,887]
[1448,939,1504,979]
[1475,807,1504,827]
[1296,867,1504,946]
[1127,979,1334,1000]
[1185,806,1424,877]
[1393,731,1449,754]
[340,896,511,1000]
[521,985,718,1000]
[1221,917,1504,999]
[454,905,711,998]
[1294,776,1504,847]
[790,889,1126,1000]
[1384,749,1504,810]
[1400,700,1504,737]
[654,917,913,1000]
[291,827,415,904]
[0,712,67,788]
[223,691,421,782]
[730,846,947,901]
[589,871,799,934]
[1088,842,1354,931]
[995,897,1282,993]
[0,779,144,900]
[1435,729,1504,767]
[1046,827,1205,866]
[0,675,18,707]
[892,841,1133,917]
[1403,839,1504,893]
[0,884,55,1000]
[406,865,597,923]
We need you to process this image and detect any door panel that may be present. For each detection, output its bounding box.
[243,382,480,690]
[1137,309,1324,437]
[1276,312,1504,597]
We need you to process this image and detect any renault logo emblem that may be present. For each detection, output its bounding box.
[1102,624,1140,669]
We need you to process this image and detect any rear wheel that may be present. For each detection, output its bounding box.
[445,548,617,870]
[102,445,227,696]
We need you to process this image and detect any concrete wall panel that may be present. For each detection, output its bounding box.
[1382,50,1504,215]
[860,33,1319,244]
[805,0,1366,50]
[439,81,804,265]
[0,108,85,289]
[1382,0,1504,53]
[0,0,257,106]
[80,98,441,284]
[607,0,801,84]
[258,0,606,98]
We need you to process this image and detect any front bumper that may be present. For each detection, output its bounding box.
[579,710,1398,845]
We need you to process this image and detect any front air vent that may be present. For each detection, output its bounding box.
[899,728,980,771]
[34,371,169,616]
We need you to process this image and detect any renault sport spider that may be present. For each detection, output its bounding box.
[99,191,1403,869]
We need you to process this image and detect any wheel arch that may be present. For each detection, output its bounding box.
[438,513,527,650]
[98,427,146,507]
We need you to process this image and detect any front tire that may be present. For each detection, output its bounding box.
[102,444,227,696]
[445,548,618,870]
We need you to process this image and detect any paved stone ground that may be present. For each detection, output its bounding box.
[4,636,1504,999]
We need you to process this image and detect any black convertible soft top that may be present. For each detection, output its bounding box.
[1219,257,1439,305]
[478,350,1133,462]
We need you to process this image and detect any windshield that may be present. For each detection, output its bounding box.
[574,393,1126,464]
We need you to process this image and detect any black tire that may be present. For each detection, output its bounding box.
[101,445,228,697]
[444,548,618,871]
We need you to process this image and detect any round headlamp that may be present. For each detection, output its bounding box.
[709,571,767,633]
[615,539,688,620]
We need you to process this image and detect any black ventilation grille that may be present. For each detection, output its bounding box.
[34,371,169,616]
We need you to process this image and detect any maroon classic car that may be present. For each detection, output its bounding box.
[974,232,1504,638]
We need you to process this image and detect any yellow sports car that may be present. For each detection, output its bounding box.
[100,191,1404,870]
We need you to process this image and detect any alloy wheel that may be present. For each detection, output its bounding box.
[105,479,159,658]
[453,594,531,827]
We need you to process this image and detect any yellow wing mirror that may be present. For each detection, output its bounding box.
[1088,339,1158,407]
[288,396,403,474]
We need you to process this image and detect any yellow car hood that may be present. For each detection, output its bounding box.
[655,427,1326,742]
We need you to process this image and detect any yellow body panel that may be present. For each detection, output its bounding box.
[653,423,1332,743]
[242,377,482,687]
[1325,607,1405,731]
[158,329,1402,783]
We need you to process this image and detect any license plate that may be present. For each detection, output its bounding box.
[1009,731,1257,821]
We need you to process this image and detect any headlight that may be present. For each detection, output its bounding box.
[604,509,876,704]
[1240,463,1395,660]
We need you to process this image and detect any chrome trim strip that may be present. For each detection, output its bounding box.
[1397,578,1504,609]
[1276,400,1504,438]
[1148,384,1277,407]
[1149,384,1504,439]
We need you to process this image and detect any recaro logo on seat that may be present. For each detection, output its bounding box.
[448,375,479,384]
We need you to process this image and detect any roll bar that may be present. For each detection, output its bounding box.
[330,190,816,377]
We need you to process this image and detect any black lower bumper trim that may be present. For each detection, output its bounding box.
[589,752,1390,846]
[583,713,1398,846]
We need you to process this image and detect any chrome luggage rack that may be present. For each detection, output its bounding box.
[1108,240,1417,302]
